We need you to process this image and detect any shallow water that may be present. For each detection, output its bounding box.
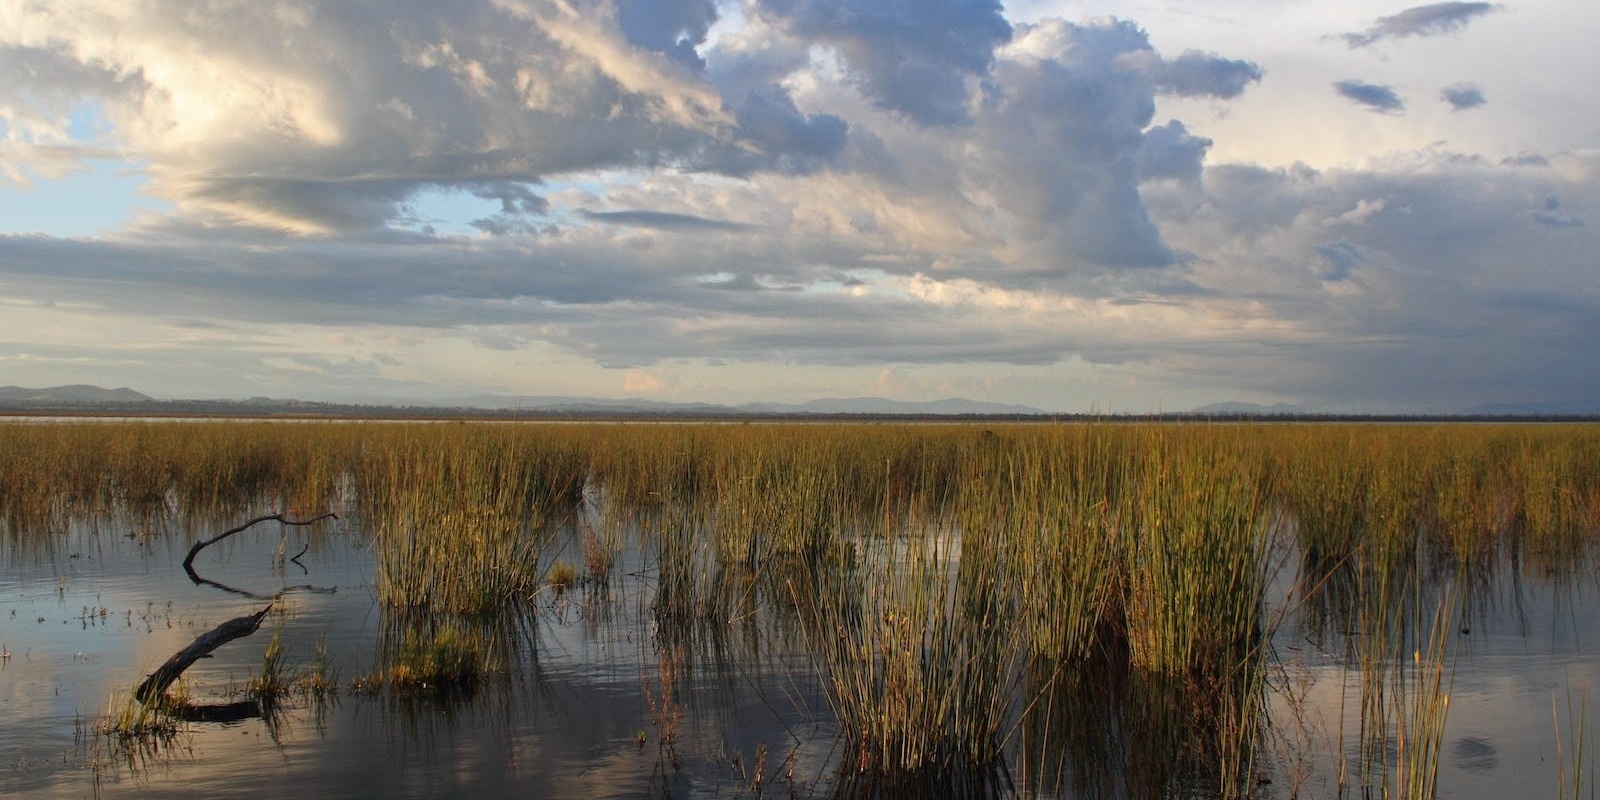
[3,504,1598,799]
[0,507,836,799]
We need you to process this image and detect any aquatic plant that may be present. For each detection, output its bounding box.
[7,418,1600,796]
[245,625,294,708]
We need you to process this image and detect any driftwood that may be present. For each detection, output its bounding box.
[181,512,339,598]
[135,604,273,704]
[181,512,337,572]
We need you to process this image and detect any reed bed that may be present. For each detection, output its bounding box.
[6,419,1600,795]
[354,427,587,614]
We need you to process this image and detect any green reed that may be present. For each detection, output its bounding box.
[356,609,530,697]
[356,427,587,614]
[7,419,1600,794]
[1118,428,1274,794]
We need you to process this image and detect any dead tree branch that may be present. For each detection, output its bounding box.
[181,512,337,572]
[135,605,274,704]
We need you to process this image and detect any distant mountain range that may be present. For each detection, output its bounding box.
[442,393,1043,416]
[0,384,1043,417]
[1464,400,1600,416]
[3,385,1596,418]
[0,384,153,404]
[1187,401,1318,415]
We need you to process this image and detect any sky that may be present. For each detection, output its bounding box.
[1,0,1596,413]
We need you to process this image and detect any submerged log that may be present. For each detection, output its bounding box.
[135,604,273,704]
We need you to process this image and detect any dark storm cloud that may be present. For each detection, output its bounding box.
[1334,80,1405,113]
[1440,83,1486,110]
[1341,2,1503,48]
[751,0,1013,125]
[1149,151,1600,411]
[1152,51,1264,100]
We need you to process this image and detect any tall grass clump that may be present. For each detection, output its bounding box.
[1275,428,1373,579]
[246,625,295,709]
[1119,428,1273,794]
[356,610,519,697]
[360,428,587,615]
[987,427,1126,664]
[792,515,1029,793]
[1392,590,1456,800]
[1512,431,1600,571]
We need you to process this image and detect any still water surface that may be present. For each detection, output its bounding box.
[2,503,1597,798]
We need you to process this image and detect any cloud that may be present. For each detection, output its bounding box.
[1341,2,1502,48]
[1334,80,1406,114]
[1530,195,1586,229]
[622,368,665,393]
[1147,150,1600,409]
[1313,240,1369,280]
[751,0,1013,126]
[8,4,1594,413]
[1324,198,1388,226]
[1151,51,1263,100]
[1138,120,1212,186]
[1440,83,1486,110]
[0,0,861,234]
[967,19,1233,270]
[614,0,719,70]
[706,89,850,175]
[579,209,753,232]
[3,147,1598,411]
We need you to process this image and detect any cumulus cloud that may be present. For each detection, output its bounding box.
[1138,120,1212,186]
[1440,83,1486,110]
[751,0,1013,126]
[966,19,1259,270]
[1334,80,1406,114]
[1341,2,1502,48]
[0,0,855,234]
[9,3,1593,413]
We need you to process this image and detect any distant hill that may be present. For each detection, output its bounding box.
[0,385,1043,418]
[0,384,153,404]
[423,393,1043,416]
[740,397,1042,415]
[1465,400,1600,416]
[1188,401,1315,416]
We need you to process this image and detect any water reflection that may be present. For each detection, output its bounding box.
[2,496,1600,798]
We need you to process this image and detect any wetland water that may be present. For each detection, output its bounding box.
[1,421,1598,798]
[1,505,833,798]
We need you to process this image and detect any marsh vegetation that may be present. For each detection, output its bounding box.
[2,420,1599,797]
